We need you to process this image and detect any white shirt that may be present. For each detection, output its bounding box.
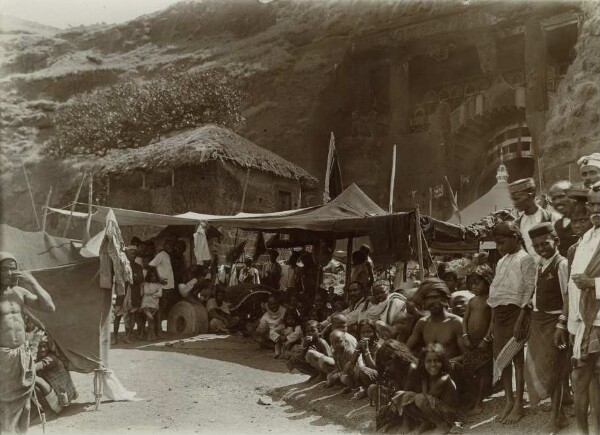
[519,208,560,263]
[532,251,568,313]
[567,227,600,334]
[178,278,198,298]
[149,251,174,290]
[488,249,536,308]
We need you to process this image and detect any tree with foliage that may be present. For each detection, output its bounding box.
[47,69,244,156]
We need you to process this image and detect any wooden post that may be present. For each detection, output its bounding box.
[388,145,397,214]
[240,168,251,212]
[415,205,425,281]
[21,162,40,230]
[428,187,433,217]
[345,237,353,292]
[84,174,93,242]
[63,172,87,237]
[41,187,53,233]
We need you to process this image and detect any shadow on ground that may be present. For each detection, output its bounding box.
[112,332,291,374]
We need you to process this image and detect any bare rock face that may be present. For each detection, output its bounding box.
[542,0,600,185]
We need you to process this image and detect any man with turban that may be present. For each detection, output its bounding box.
[407,278,465,363]
[0,252,55,433]
[578,153,600,189]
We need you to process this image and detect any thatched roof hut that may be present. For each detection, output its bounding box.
[97,125,318,189]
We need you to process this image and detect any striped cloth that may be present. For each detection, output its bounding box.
[492,335,528,385]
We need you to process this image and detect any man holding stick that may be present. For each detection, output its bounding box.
[0,252,55,434]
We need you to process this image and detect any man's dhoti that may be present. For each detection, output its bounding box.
[0,345,35,434]
[525,311,568,407]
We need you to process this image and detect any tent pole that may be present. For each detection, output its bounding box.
[415,205,425,281]
[63,172,87,237]
[41,187,53,233]
[21,161,40,230]
[345,237,353,295]
[388,145,397,214]
[240,168,251,213]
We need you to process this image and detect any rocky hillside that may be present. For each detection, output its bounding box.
[0,0,596,230]
[0,0,472,229]
[541,0,600,184]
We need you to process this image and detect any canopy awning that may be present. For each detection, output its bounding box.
[205,183,387,237]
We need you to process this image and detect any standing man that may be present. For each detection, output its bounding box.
[1,252,55,434]
[239,256,261,285]
[578,153,600,189]
[149,239,175,336]
[509,178,560,263]
[561,184,600,435]
[262,250,282,290]
[549,180,579,257]
[525,223,569,433]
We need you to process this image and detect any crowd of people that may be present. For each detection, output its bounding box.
[1,152,599,434]
[239,152,600,434]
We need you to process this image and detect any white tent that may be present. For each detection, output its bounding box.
[449,165,514,225]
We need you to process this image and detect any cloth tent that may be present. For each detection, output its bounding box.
[205,183,387,237]
[0,224,110,373]
[449,164,514,225]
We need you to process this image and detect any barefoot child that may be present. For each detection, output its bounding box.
[347,319,381,399]
[487,222,536,424]
[462,264,493,414]
[141,266,163,341]
[524,222,569,433]
[286,320,332,378]
[387,343,458,434]
[274,309,303,359]
[325,330,361,392]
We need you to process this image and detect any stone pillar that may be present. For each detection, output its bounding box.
[388,51,410,136]
[524,18,547,181]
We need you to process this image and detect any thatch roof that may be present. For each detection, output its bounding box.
[96,125,318,188]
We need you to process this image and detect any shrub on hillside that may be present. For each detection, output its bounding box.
[46,69,244,156]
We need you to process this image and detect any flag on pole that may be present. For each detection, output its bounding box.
[445,175,461,224]
[323,132,343,203]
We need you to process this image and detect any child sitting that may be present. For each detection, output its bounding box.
[34,340,78,415]
[274,310,303,359]
[367,339,417,408]
[287,320,332,379]
[325,329,362,392]
[462,265,494,414]
[386,343,458,434]
[141,266,163,341]
[348,319,380,399]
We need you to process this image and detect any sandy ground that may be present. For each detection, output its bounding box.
[28,333,350,435]
[28,332,581,435]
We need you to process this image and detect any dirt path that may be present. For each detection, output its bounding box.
[29,334,351,435]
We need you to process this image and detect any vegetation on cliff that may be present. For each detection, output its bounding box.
[47,69,244,157]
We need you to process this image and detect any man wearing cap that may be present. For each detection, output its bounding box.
[556,184,600,434]
[510,177,560,263]
[578,153,600,189]
[524,223,569,433]
[1,252,55,434]
[549,180,579,257]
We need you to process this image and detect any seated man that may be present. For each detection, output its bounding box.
[253,296,286,349]
[364,280,410,342]
[34,340,78,415]
[206,288,239,334]
[407,278,465,391]
[407,279,465,361]
[320,281,371,334]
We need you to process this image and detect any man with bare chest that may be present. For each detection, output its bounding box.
[0,252,55,434]
[407,278,465,362]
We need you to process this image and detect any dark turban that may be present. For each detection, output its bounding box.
[414,278,451,306]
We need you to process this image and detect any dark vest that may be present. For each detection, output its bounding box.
[536,255,565,312]
[555,219,578,257]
